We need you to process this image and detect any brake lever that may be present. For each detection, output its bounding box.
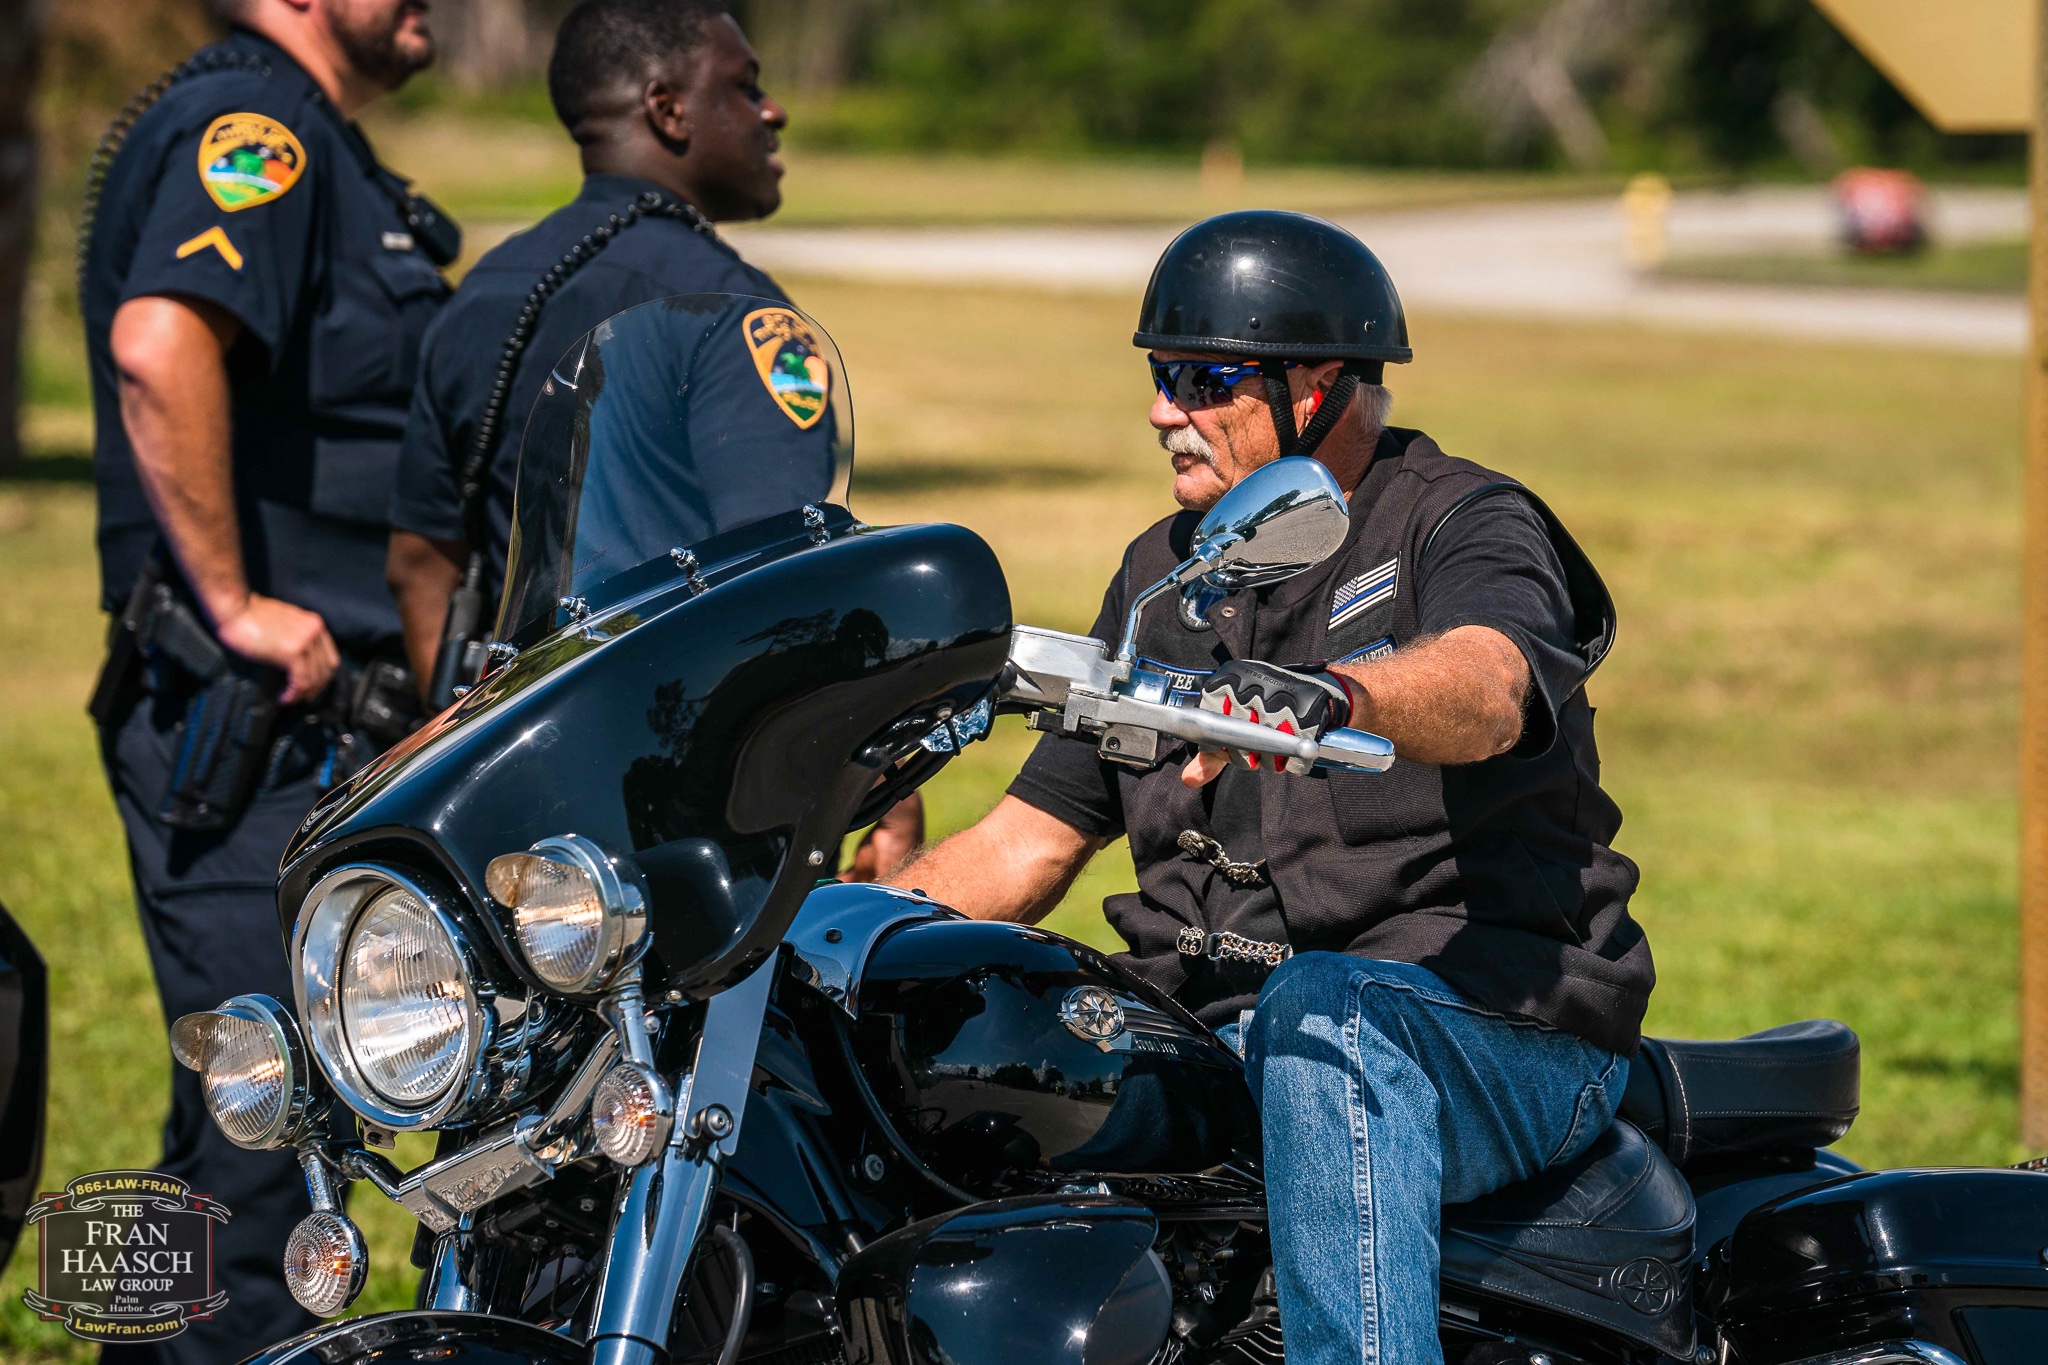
[1076,693,1396,773]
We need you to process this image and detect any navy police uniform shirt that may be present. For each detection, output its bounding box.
[391,173,789,580]
[82,28,449,653]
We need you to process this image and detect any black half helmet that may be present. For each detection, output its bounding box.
[1135,210,1410,459]
[1134,210,1411,364]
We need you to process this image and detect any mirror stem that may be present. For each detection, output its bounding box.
[1114,543,1230,666]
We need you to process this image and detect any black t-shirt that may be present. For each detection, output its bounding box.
[1012,489,1582,839]
[82,29,449,651]
[390,173,790,582]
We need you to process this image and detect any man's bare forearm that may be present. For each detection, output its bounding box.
[112,295,341,701]
[888,795,1103,923]
[387,530,468,690]
[112,297,246,625]
[1331,624,1530,766]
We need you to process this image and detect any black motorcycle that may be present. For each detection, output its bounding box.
[169,295,2045,1365]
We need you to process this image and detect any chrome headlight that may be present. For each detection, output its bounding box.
[486,834,647,994]
[296,866,485,1130]
[169,994,313,1150]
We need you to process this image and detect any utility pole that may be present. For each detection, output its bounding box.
[2025,0,2048,1150]
[1809,0,2043,1142]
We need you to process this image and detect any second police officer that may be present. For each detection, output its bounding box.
[79,0,451,1356]
[387,0,922,876]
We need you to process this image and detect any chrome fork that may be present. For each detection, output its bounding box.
[585,956,777,1365]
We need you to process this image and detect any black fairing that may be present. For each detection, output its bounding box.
[836,1195,1172,1365]
[850,918,1258,1197]
[0,899,45,1268]
[237,1311,583,1363]
[1706,1167,2048,1362]
[279,517,1010,998]
[1440,1121,1696,1362]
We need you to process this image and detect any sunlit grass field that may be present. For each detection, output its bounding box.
[1662,239,2029,295]
[360,108,1620,233]
[0,272,2025,1357]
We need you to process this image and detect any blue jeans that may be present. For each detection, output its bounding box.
[1240,954,1627,1365]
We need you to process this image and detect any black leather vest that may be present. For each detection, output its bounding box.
[1099,428,1653,1054]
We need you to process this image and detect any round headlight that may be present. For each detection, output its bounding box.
[169,994,312,1151]
[487,834,647,993]
[296,866,485,1130]
[339,886,471,1105]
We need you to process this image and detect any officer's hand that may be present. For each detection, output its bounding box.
[1182,660,1356,787]
[217,595,341,704]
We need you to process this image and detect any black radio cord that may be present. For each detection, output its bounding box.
[426,189,718,706]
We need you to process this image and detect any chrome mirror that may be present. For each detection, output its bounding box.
[1188,456,1351,592]
[1115,456,1351,664]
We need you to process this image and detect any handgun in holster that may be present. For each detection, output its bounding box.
[90,557,284,833]
[316,655,424,789]
[426,551,491,710]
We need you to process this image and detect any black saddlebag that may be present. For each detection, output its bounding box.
[1705,1167,2048,1365]
[836,1195,1173,1365]
[1441,1120,1696,1361]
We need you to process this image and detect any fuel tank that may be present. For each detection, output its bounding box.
[848,917,1259,1201]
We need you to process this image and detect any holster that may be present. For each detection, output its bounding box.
[161,664,281,831]
[426,558,489,710]
[90,556,284,833]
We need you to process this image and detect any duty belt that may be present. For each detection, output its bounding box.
[1176,925,1293,969]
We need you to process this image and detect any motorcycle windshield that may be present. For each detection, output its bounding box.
[497,293,853,644]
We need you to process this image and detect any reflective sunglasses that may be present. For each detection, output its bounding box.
[1150,358,1301,410]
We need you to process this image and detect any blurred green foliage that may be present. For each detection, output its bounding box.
[730,0,2023,176]
[31,0,2027,179]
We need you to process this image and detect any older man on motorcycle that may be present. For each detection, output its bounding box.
[895,210,1654,1365]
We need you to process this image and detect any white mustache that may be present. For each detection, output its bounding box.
[1159,425,1215,464]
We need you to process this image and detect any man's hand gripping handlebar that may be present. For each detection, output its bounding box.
[998,625,1395,775]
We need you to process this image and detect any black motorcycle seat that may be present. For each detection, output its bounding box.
[1441,1119,1695,1361]
[1619,1020,1860,1168]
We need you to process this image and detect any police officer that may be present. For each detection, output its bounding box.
[79,0,448,1357]
[893,212,1654,1365]
[387,0,920,871]
[387,0,784,679]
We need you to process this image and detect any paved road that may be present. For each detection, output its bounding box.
[729,186,2028,353]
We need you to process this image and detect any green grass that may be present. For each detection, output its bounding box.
[359,108,1619,233]
[1659,239,2028,295]
[0,274,2028,1357]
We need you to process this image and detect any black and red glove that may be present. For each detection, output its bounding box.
[1198,660,1359,775]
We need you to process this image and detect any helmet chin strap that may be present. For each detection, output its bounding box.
[1259,360,1362,462]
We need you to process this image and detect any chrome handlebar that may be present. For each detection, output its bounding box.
[1003,625,1396,774]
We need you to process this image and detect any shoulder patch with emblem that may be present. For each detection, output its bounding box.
[198,113,305,211]
[743,307,830,429]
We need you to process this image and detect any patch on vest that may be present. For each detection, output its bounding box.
[1179,582,1226,631]
[1334,637,1395,665]
[1330,558,1398,632]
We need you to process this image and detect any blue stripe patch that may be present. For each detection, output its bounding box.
[1330,558,1399,631]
